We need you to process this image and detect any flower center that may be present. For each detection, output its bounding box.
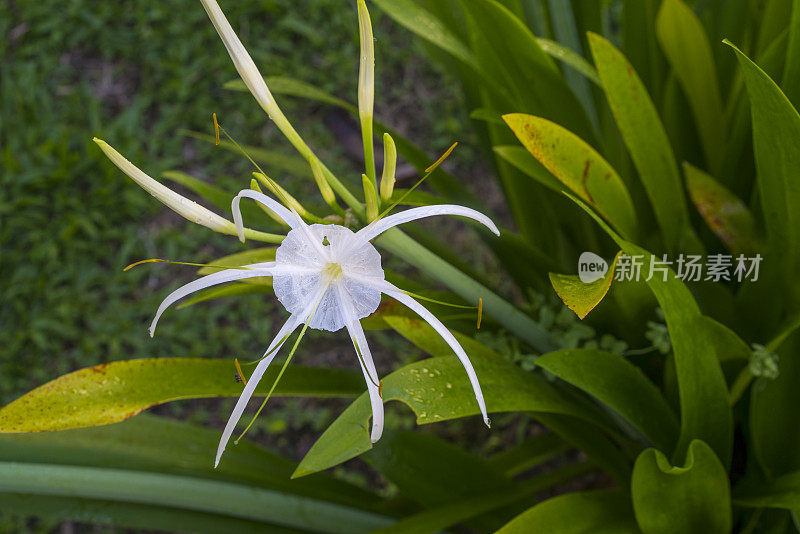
[323,261,344,283]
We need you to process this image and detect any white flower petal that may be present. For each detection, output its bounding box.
[337,285,384,442]
[149,262,276,337]
[232,189,303,241]
[215,281,328,467]
[377,280,490,427]
[215,282,329,467]
[214,313,301,468]
[355,205,500,243]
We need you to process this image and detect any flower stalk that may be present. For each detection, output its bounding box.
[362,174,379,222]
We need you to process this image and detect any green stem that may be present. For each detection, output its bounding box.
[361,117,377,192]
[729,368,754,406]
[241,228,285,243]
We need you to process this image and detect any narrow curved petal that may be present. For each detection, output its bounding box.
[149,262,277,337]
[355,205,500,243]
[337,286,384,442]
[214,313,301,467]
[377,280,490,427]
[215,282,328,467]
[232,189,303,241]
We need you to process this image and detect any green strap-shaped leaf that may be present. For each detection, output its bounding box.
[588,32,693,252]
[536,349,679,452]
[536,38,601,86]
[567,193,732,466]
[0,416,390,532]
[684,162,762,254]
[293,355,611,478]
[383,314,503,364]
[0,415,380,508]
[749,332,800,476]
[0,462,390,533]
[727,40,800,300]
[782,0,800,104]
[459,0,596,141]
[365,430,513,507]
[176,282,272,309]
[492,145,563,193]
[371,0,600,100]
[183,129,310,178]
[0,359,363,433]
[734,467,800,509]
[622,0,666,101]
[495,490,638,533]
[161,170,237,212]
[0,494,295,534]
[632,440,731,534]
[504,114,638,240]
[656,0,726,171]
[372,462,592,534]
[197,247,277,274]
[488,432,568,477]
[548,251,622,320]
[533,413,633,488]
[370,0,474,66]
[546,0,599,127]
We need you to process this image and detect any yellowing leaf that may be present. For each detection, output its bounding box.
[684,163,762,254]
[0,359,362,433]
[504,114,638,240]
[549,252,622,319]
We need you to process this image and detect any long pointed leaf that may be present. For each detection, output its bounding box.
[588,32,694,252]
[0,359,362,433]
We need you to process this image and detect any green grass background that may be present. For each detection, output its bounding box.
[0,0,466,407]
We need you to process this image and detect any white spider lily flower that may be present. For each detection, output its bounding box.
[148,188,499,467]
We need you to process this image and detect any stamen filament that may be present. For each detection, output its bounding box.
[216,123,297,213]
[124,258,258,272]
[235,291,325,442]
[424,141,458,173]
[377,142,458,219]
[353,336,380,387]
[399,289,477,310]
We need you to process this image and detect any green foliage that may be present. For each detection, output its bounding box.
[7,0,800,532]
[631,440,731,534]
[495,490,638,533]
[0,359,361,433]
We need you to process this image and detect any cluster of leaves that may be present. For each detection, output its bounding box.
[371,0,800,531]
[3,0,800,533]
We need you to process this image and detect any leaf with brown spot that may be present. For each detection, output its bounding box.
[684,162,762,254]
[0,359,362,433]
[504,114,638,240]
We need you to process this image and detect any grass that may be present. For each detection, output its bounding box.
[0,0,469,409]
